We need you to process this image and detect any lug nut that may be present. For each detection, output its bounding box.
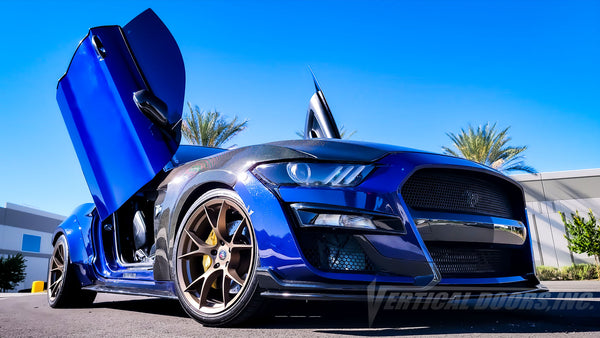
[211,250,217,256]
[214,263,220,268]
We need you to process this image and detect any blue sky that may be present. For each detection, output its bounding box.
[0,1,598,216]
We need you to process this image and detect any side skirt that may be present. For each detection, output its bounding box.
[82,279,177,299]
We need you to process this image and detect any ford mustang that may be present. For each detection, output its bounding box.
[48,9,544,326]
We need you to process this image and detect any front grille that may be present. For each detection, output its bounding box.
[298,232,375,273]
[429,245,505,275]
[426,242,529,277]
[401,168,522,220]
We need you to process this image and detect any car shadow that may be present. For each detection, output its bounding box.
[91,296,600,335]
[92,297,188,318]
[257,298,600,335]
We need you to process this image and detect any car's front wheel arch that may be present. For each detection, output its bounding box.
[171,188,265,326]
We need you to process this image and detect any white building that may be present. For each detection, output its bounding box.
[0,203,65,292]
[513,169,600,268]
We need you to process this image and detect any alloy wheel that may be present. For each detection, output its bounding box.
[176,197,255,314]
[48,239,66,302]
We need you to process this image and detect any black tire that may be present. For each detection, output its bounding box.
[47,235,96,308]
[172,189,265,326]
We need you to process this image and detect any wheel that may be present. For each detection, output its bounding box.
[47,235,96,308]
[173,189,264,326]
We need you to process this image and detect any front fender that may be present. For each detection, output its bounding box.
[53,203,96,286]
[153,169,237,280]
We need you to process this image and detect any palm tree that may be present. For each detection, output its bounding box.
[442,123,536,174]
[182,103,248,148]
[295,125,357,139]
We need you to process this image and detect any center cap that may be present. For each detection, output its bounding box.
[218,249,227,260]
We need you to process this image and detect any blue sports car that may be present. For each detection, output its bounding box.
[48,9,543,326]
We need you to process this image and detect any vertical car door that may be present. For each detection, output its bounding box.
[304,73,341,139]
[56,9,185,220]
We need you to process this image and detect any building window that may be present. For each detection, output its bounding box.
[22,234,41,253]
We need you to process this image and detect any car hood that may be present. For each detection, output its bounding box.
[266,139,433,163]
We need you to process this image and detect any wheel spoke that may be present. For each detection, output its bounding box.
[198,269,222,308]
[227,268,245,286]
[52,282,62,297]
[184,275,203,293]
[203,205,216,229]
[50,276,63,295]
[184,267,220,292]
[51,255,60,268]
[178,230,214,260]
[221,274,232,307]
[231,243,252,250]
[214,200,231,241]
[51,265,63,273]
[57,246,64,264]
[178,248,210,260]
[231,218,248,243]
[184,229,204,248]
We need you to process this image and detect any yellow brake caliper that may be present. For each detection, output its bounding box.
[203,230,218,288]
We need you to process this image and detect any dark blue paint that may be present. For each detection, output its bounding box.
[53,203,96,286]
[57,12,184,221]
[123,9,185,126]
[234,175,308,278]
[364,234,427,261]
[236,174,423,284]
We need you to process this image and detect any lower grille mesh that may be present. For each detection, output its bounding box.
[299,232,375,273]
[429,246,504,275]
[426,243,524,277]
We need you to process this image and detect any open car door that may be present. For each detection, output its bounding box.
[57,9,185,220]
[304,73,341,139]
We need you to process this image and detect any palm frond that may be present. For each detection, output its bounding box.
[182,103,248,148]
[443,123,536,174]
[295,125,356,139]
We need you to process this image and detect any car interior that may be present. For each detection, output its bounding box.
[101,194,157,266]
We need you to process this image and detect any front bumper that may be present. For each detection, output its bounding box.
[256,268,547,301]
[235,151,539,291]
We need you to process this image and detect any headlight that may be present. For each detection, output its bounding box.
[291,203,406,232]
[301,212,378,230]
[253,162,374,187]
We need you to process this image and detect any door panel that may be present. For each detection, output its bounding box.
[56,9,185,220]
[304,74,341,139]
[123,9,185,127]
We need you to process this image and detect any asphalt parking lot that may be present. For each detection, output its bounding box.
[1,281,599,337]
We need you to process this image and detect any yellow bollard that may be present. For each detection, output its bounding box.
[31,281,45,293]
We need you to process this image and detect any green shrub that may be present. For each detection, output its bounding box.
[536,264,599,281]
[559,209,600,280]
[536,265,561,280]
[561,264,599,280]
[0,254,26,292]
